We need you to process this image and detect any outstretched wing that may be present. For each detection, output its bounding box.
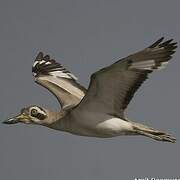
[73,37,177,118]
[32,52,86,109]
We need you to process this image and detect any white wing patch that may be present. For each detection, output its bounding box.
[37,76,84,99]
[130,60,155,69]
[32,52,86,109]
[49,71,78,80]
[33,61,39,67]
[129,59,169,71]
[45,62,51,65]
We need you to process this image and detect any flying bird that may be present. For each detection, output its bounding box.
[3,37,177,143]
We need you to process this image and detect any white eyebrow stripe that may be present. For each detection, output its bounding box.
[30,106,47,116]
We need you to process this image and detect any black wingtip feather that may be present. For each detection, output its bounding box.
[32,52,78,80]
[159,39,174,47]
[149,37,178,50]
[149,37,164,48]
[35,52,44,61]
[148,38,178,59]
[43,55,50,61]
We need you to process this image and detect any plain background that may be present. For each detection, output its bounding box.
[0,0,180,179]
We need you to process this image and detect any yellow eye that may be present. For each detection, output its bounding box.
[31,109,38,116]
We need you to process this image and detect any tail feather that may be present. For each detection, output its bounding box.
[132,122,176,143]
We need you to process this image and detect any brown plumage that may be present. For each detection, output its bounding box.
[3,37,177,143]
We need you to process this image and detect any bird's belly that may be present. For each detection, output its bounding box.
[67,112,133,137]
[95,118,133,136]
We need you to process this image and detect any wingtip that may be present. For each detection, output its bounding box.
[159,36,165,41]
[149,37,164,48]
[157,37,165,43]
[149,37,178,50]
[35,51,44,61]
[43,54,50,61]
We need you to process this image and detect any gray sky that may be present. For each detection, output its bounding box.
[0,0,180,179]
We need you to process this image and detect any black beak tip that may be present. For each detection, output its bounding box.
[2,118,19,124]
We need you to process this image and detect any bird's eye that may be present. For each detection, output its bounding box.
[31,109,38,116]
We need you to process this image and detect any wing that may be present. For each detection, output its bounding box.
[32,52,86,109]
[73,37,177,118]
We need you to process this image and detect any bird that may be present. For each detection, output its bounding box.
[3,37,177,143]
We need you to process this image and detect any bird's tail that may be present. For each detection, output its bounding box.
[131,121,176,143]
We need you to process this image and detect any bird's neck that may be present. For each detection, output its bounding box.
[46,110,68,131]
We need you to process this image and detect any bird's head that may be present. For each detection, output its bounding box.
[3,106,55,125]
